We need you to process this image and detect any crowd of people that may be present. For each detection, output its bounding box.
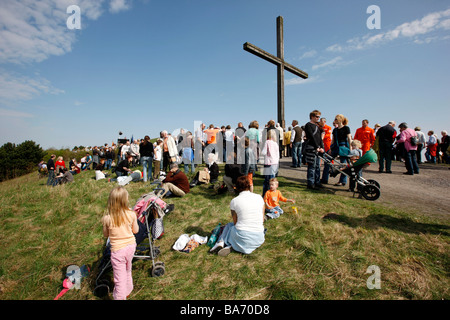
[41,115,448,300]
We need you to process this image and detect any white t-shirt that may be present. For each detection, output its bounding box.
[154,145,162,161]
[229,191,265,233]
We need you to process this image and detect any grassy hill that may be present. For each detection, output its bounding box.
[0,164,448,300]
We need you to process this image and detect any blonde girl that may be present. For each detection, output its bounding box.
[333,114,352,186]
[101,186,139,300]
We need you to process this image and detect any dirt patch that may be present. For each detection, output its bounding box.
[277,157,450,222]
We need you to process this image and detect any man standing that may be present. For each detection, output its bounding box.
[354,119,375,155]
[396,122,419,175]
[161,130,177,172]
[414,127,427,164]
[46,154,56,186]
[376,121,397,173]
[440,131,449,164]
[304,110,324,190]
[290,120,303,168]
[194,123,206,166]
[319,117,332,184]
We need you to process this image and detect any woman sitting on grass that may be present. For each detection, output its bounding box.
[210,176,265,257]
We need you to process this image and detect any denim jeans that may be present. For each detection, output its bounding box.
[338,157,348,185]
[307,155,321,187]
[262,164,278,198]
[425,150,436,163]
[321,161,331,183]
[183,162,195,174]
[292,141,302,167]
[265,206,284,219]
[106,159,112,170]
[47,169,55,186]
[405,150,419,174]
[140,156,153,182]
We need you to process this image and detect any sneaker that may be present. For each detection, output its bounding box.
[209,240,224,253]
[218,246,232,257]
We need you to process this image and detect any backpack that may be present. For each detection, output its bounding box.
[410,135,419,146]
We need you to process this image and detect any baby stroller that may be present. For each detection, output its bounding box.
[318,149,381,201]
[93,187,170,297]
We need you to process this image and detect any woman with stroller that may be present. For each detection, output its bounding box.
[332,114,352,187]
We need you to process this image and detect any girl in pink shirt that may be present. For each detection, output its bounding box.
[102,186,139,300]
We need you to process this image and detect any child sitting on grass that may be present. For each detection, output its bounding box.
[264,178,295,219]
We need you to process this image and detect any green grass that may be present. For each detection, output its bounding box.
[0,165,449,300]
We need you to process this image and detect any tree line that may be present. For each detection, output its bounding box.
[0,140,46,182]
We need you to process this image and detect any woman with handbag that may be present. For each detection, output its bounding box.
[331,114,352,186]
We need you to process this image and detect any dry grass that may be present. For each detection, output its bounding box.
[0,166,449,300]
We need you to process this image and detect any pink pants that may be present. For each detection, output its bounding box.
[111,243,136,300]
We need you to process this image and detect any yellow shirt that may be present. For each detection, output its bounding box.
[102,210,138,252]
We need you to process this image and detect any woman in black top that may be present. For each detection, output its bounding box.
[332,114,352,186]
[139,135,154,182]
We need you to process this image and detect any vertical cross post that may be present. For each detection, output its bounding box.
[276,16,285,129]
[243,16,308,130]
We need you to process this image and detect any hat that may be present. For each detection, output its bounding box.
[414,126,421,131]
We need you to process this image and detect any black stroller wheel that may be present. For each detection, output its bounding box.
[151,262,165,277]
[367,179,381,189]
[94,279,112,297]
[361,184,380,201]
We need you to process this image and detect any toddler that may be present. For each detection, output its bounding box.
[348,139,363,192]
[264,178,295,219]
[101,186,139,300]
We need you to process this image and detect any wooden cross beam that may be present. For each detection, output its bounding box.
[243,16,308,129]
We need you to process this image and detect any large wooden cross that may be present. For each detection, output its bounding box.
[244,16,308,129]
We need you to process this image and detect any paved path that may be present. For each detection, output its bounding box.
[277,155,450,221]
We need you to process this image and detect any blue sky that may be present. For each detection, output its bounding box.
[0,0,449,149]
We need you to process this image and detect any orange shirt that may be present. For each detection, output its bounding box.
[205,128,220,144]
[354,126,375,154]
[264,189,287,208]
[322,124,332,151]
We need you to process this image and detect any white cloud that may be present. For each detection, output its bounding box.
[0,108,34,118]
[110,0,132,13]
[285,75,320,86]
[0,72,64,102]
[0,1,134,113]
[0,0,134,65]
[312,56,343,70]
[326,8,450,52]
[298,50,317,60]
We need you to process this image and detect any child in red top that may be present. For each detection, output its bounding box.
[264,178,295,219]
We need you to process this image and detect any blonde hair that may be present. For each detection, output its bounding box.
[105,186,131,227]
[351,139,362,148]
[335,114,348,126]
